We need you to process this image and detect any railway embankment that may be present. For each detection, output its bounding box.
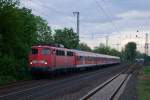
[0,64,145,100]
[0,64,125,100]
[118,64,150,100]
[138,66,150,100]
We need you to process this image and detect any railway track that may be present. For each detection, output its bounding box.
[0,64,128,100]
[80,66,133,100]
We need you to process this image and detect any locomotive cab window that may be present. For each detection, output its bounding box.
[67,51,73,56]
[31,48,38,54]
[42,49,50,54]
[56,50,65,56]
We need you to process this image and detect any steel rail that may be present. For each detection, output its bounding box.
[80,67,130,100]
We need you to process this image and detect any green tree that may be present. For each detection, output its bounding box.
[36,16,53,44]
[0,0,42,84]
[123,42,137,62]
[79,42,92,52]
[53,28,78,49]
[0,3,37,57]
[93,43,120,56]
[110,48,121,56]
[0,0,19,56]
[136,51,150,62]
[93,43,110,54]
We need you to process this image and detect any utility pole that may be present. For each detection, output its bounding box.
[145,33,149,55]
[91,33,94,39]
[106,35,109,47]
[73,12,80,48]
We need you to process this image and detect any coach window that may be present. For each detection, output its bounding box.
[61,51,65,56]
[86,56,88,61]
[87,57,89,61]
[80,56,83,61]
[94,57,96,61]
[56,50,59,55]
[92,57,94,61]
[98,57,100,61]
[85,56,87,61]
[42,49,50,54]
[67,51,73,56]
[77,56,81,61]
[77,56,79,60]
[89,57,91,61]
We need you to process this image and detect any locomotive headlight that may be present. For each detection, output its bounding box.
[30,62,33,64]
[44,62,47,64]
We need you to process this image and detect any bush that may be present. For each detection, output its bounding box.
[0,55,30,85]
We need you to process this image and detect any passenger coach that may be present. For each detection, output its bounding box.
[28,44,120,74]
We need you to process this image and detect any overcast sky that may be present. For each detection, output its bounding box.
[21,0,150,53]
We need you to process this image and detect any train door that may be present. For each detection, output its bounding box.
[65,50,68,68]
[51,48,56,69]
[74,52,76,67]
[66,51,74,68]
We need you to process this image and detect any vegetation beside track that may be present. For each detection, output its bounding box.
[138,66,150,100]
[0,0,78,85]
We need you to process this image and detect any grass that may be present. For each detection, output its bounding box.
[138,66,150,100]
[143,67,150,76]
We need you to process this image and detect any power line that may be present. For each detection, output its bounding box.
[101,0,122,35]
[101,0,121,33]
[93,0,121,35]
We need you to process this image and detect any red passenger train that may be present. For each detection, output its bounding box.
[28,44,120,74]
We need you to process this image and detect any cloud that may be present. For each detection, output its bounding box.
[21,0,150,53]
[117,10,150,19]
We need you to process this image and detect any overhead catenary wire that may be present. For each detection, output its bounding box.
[93,0,123,49]
[94,0,121,35]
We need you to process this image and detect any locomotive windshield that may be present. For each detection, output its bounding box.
[41,49,50,54]
[31,48,38,54]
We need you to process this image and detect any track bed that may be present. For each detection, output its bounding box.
[0,64,127,100]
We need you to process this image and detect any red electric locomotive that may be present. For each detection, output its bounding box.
[28,44,120,74]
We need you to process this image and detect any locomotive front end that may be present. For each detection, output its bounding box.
[28,46,52,74]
